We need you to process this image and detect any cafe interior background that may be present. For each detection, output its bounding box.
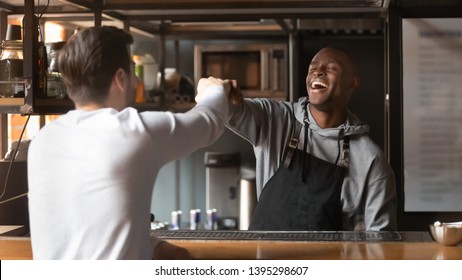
[1,0,462,234]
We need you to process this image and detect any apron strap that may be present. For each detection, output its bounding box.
[339,135,350,168]
[282,119,303,168]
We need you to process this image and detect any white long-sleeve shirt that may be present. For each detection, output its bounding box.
[27,86,228,259]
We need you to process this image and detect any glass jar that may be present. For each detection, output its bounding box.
[47,41,66,98]
[48,41,65,73]
[0,40,23,98]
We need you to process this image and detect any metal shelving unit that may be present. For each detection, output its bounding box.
[0,0,390,114]
[0,0,67,114]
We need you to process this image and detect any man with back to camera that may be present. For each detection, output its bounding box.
[27,26,231,259]
[223,47,397,231]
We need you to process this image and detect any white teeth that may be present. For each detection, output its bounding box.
[311,81,328,88]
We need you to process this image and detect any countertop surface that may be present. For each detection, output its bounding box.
[1,231,461,260]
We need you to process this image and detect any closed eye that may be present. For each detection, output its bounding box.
[327,63,340,71]
[327,66,337,71]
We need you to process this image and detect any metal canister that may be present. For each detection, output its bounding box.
[176,210,182,229]
[190,209,202,230]
[189,209,197,230]
[195,209,201,229]
[239,177,257,230]
[206,208,218,230]
[170,210,183,230]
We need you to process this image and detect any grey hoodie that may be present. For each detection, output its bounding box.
[227,96,397,231]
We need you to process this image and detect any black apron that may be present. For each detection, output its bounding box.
[249,116,349,231]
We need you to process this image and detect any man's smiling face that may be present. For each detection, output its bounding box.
[306,47,358,112]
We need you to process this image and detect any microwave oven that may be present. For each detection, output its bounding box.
[194,43,287,100]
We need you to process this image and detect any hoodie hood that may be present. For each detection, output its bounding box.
[294,97,369,139]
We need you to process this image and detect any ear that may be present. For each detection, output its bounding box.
[350,76,360,93]
[113,68,126,92]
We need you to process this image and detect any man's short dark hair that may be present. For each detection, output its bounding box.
[320,45,359,78]
[58,26,134,105]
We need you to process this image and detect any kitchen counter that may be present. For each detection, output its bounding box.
[0,237,33,260]
[1,231,461,260]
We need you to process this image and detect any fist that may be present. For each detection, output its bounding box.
[195,77,231,103]
[225,79,244,105]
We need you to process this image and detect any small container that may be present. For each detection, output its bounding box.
[171,211,179,230]
[195,209,201,225]
[206,208,218,230]
[189,209,197,230]
[142,54,158,91]
[0,40,23,97]
[429,223,462,246]
[176,210,182,229]
[170,210,182,230]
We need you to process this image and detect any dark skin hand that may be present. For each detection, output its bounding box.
[226,79,244,105]
[153,241,192,260]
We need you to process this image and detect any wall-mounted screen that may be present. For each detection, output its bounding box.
[402,18,462,212]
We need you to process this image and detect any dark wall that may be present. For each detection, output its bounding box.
[298,32,386,151]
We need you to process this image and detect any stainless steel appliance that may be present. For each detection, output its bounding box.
[194,43,287,100]
[204,152,240,229]
[239,177,257,230]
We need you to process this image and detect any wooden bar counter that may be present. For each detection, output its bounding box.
[1,231,461,260]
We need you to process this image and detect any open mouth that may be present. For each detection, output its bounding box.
[311,81,328,89]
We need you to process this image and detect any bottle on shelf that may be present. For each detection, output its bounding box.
[132,55,145,103]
